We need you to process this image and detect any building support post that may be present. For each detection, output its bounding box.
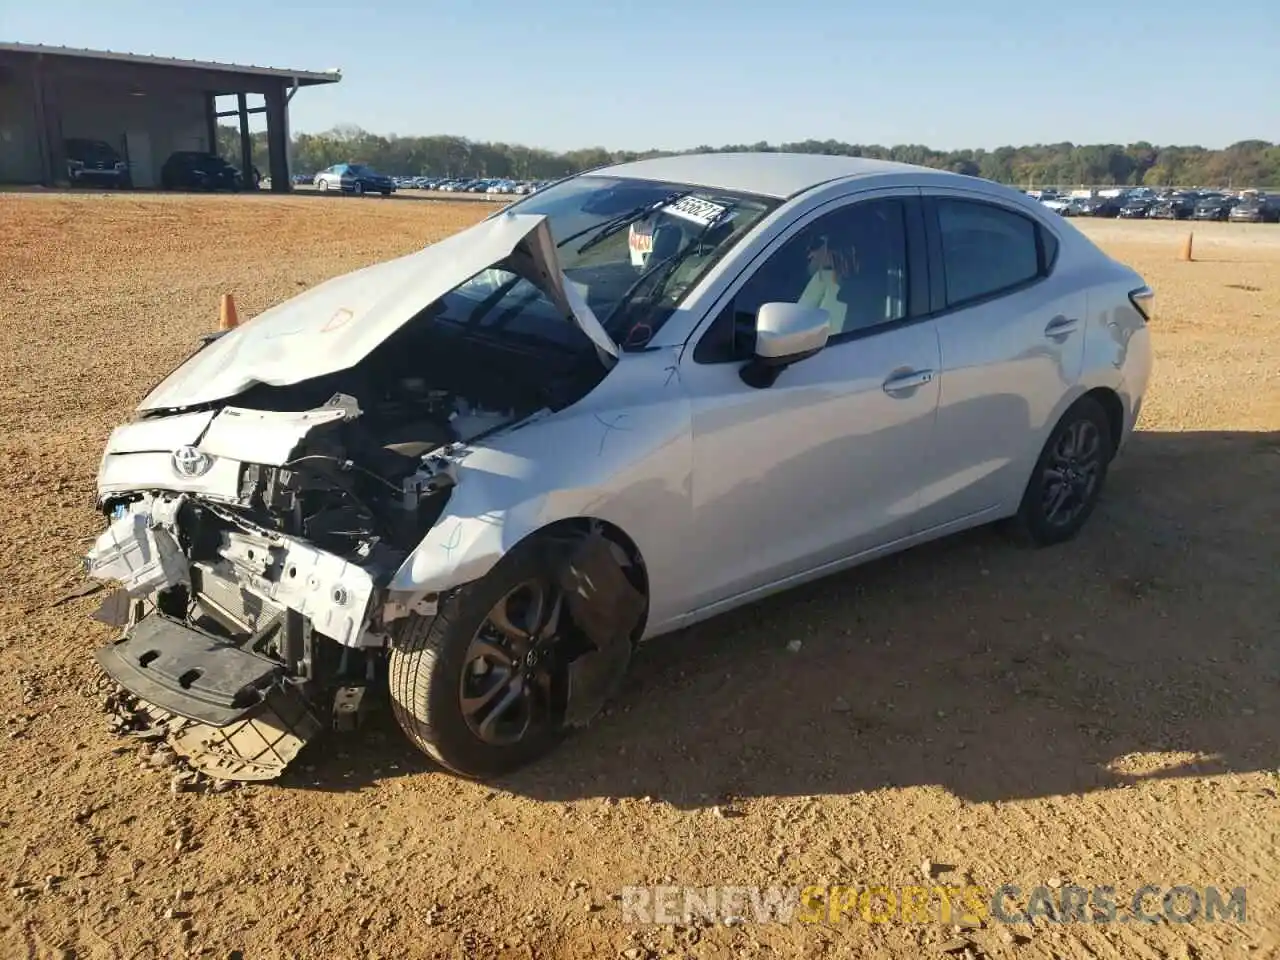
[237,92,252,182]
[264,82,290,192]
[32,55,64,186]
[204,92,219,155]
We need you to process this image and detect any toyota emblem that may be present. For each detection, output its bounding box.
[171,445,213,478]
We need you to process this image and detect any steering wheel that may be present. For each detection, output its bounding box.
[607,253,680,347]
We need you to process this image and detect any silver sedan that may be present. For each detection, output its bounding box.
[86,153,1153,780]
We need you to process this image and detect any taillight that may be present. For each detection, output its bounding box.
[1129,285,1154,323]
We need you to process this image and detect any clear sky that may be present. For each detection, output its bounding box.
[7,0,1278,152]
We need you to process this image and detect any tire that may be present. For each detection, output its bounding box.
[388,538,572,779]
[353,181,364,196]
[318,179,329,192]
[1004,396,1113,547]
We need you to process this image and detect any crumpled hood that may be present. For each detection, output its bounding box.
[139,212,618,412]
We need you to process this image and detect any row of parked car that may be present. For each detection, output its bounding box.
[398,176,552,194]
[73,142,1270,222]
[1029,187,1280,222]
[64,138,261,192]
[291,165,554,197]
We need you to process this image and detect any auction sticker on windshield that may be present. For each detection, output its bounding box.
[629,222,654,266]
[663,195,730,226]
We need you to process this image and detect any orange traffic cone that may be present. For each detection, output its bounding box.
[219,293,240,331]
[1179,232,1194,262]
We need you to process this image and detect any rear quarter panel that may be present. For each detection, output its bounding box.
[1081,263,1153,448]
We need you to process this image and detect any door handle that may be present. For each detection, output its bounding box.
[882,369,934,396]
[1045,315,1080,338]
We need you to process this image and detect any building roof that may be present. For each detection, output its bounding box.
[594,152,928,199]
[0,42,342,86]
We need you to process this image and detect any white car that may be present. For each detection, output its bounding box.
[85,153,1153,781]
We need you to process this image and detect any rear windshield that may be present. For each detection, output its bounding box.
[66,140,118,161]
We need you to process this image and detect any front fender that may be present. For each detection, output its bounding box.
[384,383,693,629]
[386,483,554,601]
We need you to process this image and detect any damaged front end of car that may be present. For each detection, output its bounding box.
[83,212,645,781]
[86,396,462,779]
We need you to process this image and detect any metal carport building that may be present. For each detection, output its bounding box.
[0,42,340,191]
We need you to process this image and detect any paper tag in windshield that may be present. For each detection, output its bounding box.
[628,222,654,266]
[663,196,729,227]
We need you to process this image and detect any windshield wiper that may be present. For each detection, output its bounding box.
[603,203,737,341]
[560,192,690,255]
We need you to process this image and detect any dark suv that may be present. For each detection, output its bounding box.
[1148,192,1197,220]
[1079,196,1123,218]
[160,152,245,191]
[65,138,131,188]
[1192,193,1238,221]
[1118,195,1154,219]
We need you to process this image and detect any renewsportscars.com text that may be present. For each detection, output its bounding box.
[620,883,1248,926]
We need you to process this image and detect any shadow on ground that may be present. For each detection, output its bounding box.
[283,429,1280,807]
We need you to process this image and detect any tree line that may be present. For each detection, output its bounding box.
[218,125,1280,188]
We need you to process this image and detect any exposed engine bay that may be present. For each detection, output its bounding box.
[83,285,633,781]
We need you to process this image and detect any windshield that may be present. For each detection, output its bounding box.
[443,175,778,351]
[67,140,117,161]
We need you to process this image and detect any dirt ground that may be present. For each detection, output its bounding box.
[0,192,1277,960]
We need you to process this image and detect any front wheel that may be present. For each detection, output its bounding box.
[1004,397,1113,547]
[389,541,573,779]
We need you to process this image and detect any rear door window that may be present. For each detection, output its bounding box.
[936,199,1042,307]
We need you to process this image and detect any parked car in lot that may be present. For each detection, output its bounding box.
[1227,194,1279,223]
[314,163,396,196]
[159,152,245,191]
[1118,196,1153,219]
[1192,193,1237,221]
[1079,196,1122,218]
[64,138,131,188]
[84,153,1154,782]
[1148,192,1197,220]
[1041,195,1072,215]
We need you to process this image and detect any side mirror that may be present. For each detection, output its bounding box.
[740,302,830,388]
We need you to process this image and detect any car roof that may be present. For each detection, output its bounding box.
[591,152,931,200]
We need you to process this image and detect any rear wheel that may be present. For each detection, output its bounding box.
[1005,397,1113,547]
[388,540,572,779]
